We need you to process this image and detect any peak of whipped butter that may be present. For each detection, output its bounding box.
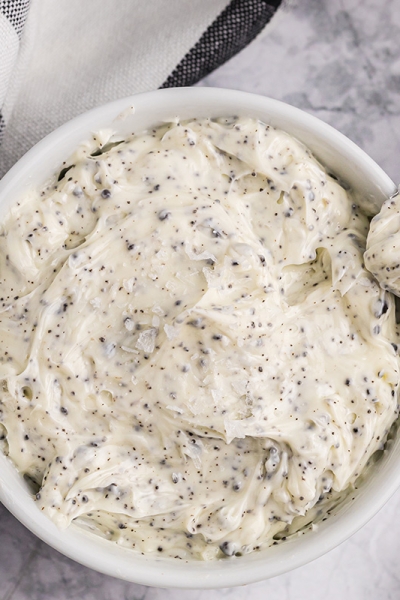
[0,117,398,560]
[365,189,400,296]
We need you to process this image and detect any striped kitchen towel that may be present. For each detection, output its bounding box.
[0,0,31,139]
[0,0,282,177]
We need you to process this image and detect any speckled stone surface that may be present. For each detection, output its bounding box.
[1,0,400,598]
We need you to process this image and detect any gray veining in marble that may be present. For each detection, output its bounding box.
[1,0,400,598]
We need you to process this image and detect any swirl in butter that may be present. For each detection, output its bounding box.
[365,189,400,296]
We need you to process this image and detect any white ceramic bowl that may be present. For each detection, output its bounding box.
[0,88,398,589]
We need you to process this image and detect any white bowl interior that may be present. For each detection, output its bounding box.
[0,88,398,588]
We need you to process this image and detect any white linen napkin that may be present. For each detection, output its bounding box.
[0,0,282,177]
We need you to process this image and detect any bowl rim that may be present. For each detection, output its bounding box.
[0,86,398,589]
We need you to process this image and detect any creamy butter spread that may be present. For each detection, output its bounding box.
[365,189,400,296]
[0,117,399,560]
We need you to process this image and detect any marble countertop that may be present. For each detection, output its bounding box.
[1,0,400,598]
